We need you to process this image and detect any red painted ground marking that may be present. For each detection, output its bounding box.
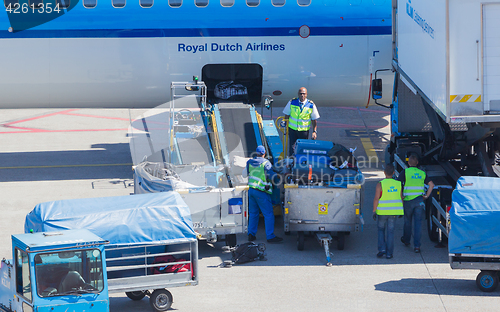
[338,107,389,114]
[0,109,135,134]
[2,109,78,126]
[319,125,382,129]
[1,128,129,134]
[63,112,130,121]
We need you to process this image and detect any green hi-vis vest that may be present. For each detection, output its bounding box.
[288,98,314,131]
[377,178,404,215]
[248,160,272,194]
[403,167,426,201]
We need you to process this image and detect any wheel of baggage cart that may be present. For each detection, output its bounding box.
[476,271,499,292]
[126,291,146,301]
[297,231,305,251]
[337,232,345,250]
[225,234,237,247]
[150,289,173,311]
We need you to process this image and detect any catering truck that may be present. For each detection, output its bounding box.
[373,0,500,243]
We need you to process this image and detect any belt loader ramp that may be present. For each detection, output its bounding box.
[133,78,283,247]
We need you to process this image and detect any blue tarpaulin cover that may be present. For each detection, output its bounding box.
[25,192,196,246]
[449,176,500,255]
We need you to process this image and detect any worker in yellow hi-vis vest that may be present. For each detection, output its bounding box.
[398,154,434,253]
[372,164,404,259]
[283,87,320,156]
[245,145,283,243]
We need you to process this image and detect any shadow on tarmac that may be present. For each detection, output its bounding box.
[375,278,499,296]
[0,143,133,182]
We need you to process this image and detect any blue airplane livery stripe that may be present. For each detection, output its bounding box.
[0,26,392,38]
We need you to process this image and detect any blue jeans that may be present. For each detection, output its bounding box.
[378,215,396,256]
[248,188,276,240]
[402,198,425,248]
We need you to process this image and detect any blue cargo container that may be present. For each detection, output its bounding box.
[449,176,500,292]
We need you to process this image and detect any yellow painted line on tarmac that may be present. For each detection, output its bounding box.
[360,137,378,162]
[0,163,133,169]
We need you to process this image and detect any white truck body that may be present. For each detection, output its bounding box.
[395,0,500,123]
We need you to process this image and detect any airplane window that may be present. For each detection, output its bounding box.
[195,0,208,7]
[140,0,153,7]
[349,0,361,5]
[272,0,284,6]
[169,0,181,7]
[298,0,310,6]
[246,0,258,7]
[220,0,232,7]
[372,0,385,4]
[83,0,96,8]
[4,0,18,8]
[55,0,70,8]
[112,0,125,7]
[29,0,42,8]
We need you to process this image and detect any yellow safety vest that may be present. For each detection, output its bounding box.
[288,99,314,131]
[377,178,404,215]
[403,167,426,201]
[248,160,272,194]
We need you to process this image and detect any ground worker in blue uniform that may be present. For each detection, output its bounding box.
[246,145,283,243]
[283,87,320,156]
[372,164,404,259]
[398,154,434,253]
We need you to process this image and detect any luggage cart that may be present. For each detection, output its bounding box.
[281,139,364,266]
[107,239,198,311]
[284,184,363,266]
[25,192,200,311]
[448,176,500,292]
[450,254,500,292]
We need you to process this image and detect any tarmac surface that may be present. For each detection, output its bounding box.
[0,105,498,312]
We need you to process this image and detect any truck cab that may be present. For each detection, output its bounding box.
[0,229,109,312]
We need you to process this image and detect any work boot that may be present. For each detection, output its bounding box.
[377,251,385,258]
[248,234,256,241]
[401,237,410,247]
[267,236,283,243]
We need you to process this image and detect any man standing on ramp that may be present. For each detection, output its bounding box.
[283,87,320,156]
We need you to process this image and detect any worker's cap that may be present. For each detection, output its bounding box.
[256,145,266,155]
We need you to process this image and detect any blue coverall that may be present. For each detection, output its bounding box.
[246,157,278,240]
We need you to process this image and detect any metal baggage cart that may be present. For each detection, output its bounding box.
[448,176,500,292]
[281,139,364,265]
[25,192,199,311]
[284,182,363,265]
[106,239,198,311]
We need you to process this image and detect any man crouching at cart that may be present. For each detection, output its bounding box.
[246,145,283,243]
[372,164,404,259]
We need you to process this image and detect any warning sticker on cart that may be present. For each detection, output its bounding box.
[318,203,328,215]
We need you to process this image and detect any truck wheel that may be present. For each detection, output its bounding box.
[150,289,173,311]
[126,291,146,301]
[297,231,305,251]
[225,234,237,247]
[337,232,345,250]
[426,202,439,242]
[476,271,499,292]
[385,144,394,165]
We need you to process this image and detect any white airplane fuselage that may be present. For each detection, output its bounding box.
[0,1,393,108]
